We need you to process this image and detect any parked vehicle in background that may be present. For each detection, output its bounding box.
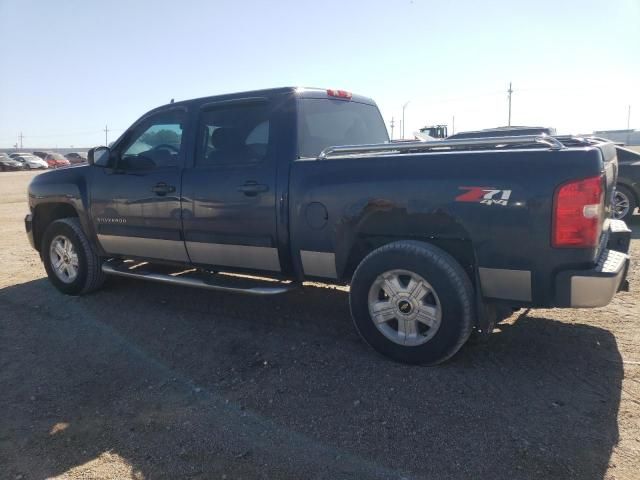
[10,153,49,170]
[0,153,26,171]
[32,151,49,160]
[44,152,71,168]
[612,146,640,221]
[447,126,557,140]
[24,87,631,365]
[64,152,87,164]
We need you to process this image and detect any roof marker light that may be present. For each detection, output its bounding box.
[327,89,352,100]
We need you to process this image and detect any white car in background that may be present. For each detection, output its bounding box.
[10,153,49,169]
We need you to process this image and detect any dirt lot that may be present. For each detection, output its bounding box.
[1,170,639,480]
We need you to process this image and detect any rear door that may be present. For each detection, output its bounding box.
[90,108,189,262]
[181,99,280,273]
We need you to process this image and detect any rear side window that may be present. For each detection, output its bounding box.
[297,99,389,158]
[196,102,271,167]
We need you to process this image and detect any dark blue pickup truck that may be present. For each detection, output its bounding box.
[25,87,631,364]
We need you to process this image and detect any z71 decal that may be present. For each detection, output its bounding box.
[456,187,512,206]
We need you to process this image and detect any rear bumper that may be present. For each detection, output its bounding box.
[555,220,631,307]
[25,213,35,250]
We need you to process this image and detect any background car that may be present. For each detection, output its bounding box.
[0,153,26,171]
[64,152,87,164]
[613,146,640,221]
[32,151,48,160]
[44,152,71,168]
[10,153,48,169]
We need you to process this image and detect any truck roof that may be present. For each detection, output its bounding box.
[150,87,378,113]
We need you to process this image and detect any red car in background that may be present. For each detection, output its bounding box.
[44,152,71,168]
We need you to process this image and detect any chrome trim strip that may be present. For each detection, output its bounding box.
[97,234,189,262]
[186,242,281,271]
[478,267,532,302]
[301,250,337,279]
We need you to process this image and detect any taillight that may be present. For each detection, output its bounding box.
[552,175,604,248]
[327,89,352,100]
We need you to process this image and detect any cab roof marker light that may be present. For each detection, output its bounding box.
[327,89,352,100]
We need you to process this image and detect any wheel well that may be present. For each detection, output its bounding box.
[343,236,476,285]
[33,203,79,252]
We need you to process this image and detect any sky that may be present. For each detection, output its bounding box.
[0,0,639,148]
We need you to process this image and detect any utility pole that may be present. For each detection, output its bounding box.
[390,117,395,140]
[452,116,455,136]
[104,125,109,146]
[18,132,23,149]
[402,101,410,139]
[507,82,513,127]
[627,105,631,130]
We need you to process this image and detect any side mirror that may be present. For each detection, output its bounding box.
[88,146,111,167]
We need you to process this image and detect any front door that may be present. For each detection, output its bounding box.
[90,108,189,263]
[181,100,280,273]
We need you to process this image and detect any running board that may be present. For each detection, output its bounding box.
[101,262,296,296]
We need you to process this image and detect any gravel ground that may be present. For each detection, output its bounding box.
[1,169,639,480]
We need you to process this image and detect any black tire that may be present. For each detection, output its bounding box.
[41,218,106,295]
[349,240,474,365]
[614,185,637,222]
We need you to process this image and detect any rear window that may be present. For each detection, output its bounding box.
[297,99,389,158]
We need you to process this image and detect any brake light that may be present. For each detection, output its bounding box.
[552,175,604,248]
[327,89,352,100]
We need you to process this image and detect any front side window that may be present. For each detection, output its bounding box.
[196,103,271,167]
[120,111,185,169]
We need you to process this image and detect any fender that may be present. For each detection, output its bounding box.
[28,166,102,254]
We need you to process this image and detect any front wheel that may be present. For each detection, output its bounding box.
[42,218,106,295]
[349,241,474,365]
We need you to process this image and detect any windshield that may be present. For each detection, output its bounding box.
[297,99,389,158]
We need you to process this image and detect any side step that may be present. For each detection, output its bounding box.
[102,262,297,296]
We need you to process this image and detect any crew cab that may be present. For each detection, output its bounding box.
[24,87,632,365]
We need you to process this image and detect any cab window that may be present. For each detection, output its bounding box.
[119,110,185,169]
[196,103,271,167]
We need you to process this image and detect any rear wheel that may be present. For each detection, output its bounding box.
[349,241,474,365]
[42,218,106,295]
[613,185,637,221]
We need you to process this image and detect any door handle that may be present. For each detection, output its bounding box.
[151,182,176,196]
[237,182,269,196]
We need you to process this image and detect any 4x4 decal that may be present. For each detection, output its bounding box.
[456,187,512,206]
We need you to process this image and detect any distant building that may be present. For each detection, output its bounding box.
[593,129,640,146]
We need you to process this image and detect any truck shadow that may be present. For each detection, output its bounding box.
[0,277,623,479]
